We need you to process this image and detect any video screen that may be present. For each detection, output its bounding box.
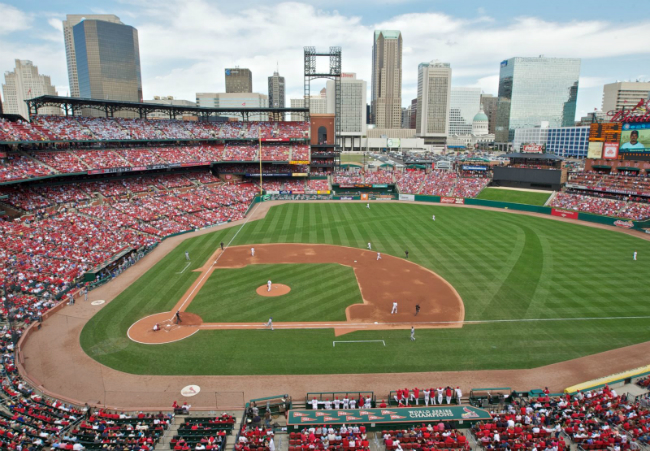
[620,123,650,153]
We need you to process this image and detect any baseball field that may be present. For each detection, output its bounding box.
[81,202,650,376]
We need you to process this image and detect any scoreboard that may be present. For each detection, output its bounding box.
[589,123,621,142]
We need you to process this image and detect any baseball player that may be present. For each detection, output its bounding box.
[311,397,318,410]
[432,214,436,221]
[349,398,356,409]
[423,388,430,406]
[84,288,88,302]
[366,203,370,209]
[333,397,341,409]
[437,387,443,405]
[430,387,436,405]
[342,396,350,409]
[265,317,273,331]
[455,386,463,404]
[175,310,182,324]
[367,242,372,250]
[377,252,381,261]
[251,247,255,257]
[411,387,419,405]
[324,398,332,410]
[445,386,453,404]
[391,301,398,314]
[185,251,190,261]
[267,280,272,292]
[634,251,637,261]
[415,304,420,316]
[405,250,409,259]
[410,327,415,341]
[220,242,224,250]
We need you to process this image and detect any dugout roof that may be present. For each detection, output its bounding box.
[503,152,564,161]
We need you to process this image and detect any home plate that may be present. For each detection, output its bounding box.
[374,322,378,324]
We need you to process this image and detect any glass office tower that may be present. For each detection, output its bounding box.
[73,19,142,103]
[495,57,580,143]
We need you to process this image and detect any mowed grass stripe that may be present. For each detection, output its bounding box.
[185,264,362,322]
[81,203,650,375]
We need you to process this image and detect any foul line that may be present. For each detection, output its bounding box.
[176,262,191,274]
[172,202,260,319]
[333,340,386,347]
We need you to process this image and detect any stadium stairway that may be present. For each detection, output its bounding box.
[544,191,557,207]
[155,410,244,451]
[19,150,59,174]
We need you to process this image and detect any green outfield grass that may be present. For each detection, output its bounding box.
[476,188,551,206]
[81,203,650,375]
[186,264,362,322]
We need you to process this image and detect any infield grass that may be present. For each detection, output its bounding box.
[186,264,362,322]
[81,202,650,375]
[476,188,551,206]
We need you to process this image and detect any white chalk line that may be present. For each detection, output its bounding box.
[198,315,650,329]
[333,340,385,347]
[172,202,260,318]
[176,262,191,274]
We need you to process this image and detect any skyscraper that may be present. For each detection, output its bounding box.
[495,57,581,143]
[326,73,367,147]
[601,81,650,113]
[63,14,123,98]
[416,61,451,141]
[225,68,252,93]
[2,60,59,119]
[371,30,402,129]
[72,19,142,105]
[480,94,498,135]
[449,87,481,135]
[268,71,285,120]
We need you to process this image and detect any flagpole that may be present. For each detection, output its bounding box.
[259,131,263,198]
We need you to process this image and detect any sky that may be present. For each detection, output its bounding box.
[0,0,648,121]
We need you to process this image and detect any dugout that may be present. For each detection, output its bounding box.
[306,391,375,409]
[468,387,512,408]
[492,153,566,191]
[286,405,492,431]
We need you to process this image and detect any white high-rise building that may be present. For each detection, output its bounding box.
[371,30,402,129]
[416,61,452,142]
[195,92,268,121]
[2,60,59,119]
[602,81,650,114]
[326,73,367,142]
[290,89,327,121]
[63,14,123,98]
[449,87,481,135]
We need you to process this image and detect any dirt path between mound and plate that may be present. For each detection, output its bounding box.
[16,200,650,411]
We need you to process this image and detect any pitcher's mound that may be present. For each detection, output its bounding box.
[257,284,291,297]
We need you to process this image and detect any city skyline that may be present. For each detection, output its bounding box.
[0,0,648,121]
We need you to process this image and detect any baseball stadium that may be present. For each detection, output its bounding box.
[1,94,650,451]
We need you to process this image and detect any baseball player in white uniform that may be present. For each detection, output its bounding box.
[367,203,370,209]
[455,387,463,404]
[311,398,319,410]
[185,251,190,261]
[377,252,381,260]
[349,398,356,409]
[432,215,436,221]
[267,280,272,292]
[333,398,341,409]
[423,389,430,406]
[343,396,350,409]
[265,317,273,330]
[410,327,415,341]
[391,302,398,314]
[251,247,255,257]
[367,242,372,250]
[437,387,443,405]
[634,251,637,261]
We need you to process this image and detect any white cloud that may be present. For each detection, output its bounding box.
[2,0,650,120]
[47,18,63,32]
[0,3,32,34]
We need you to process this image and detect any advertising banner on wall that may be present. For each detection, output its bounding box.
[522,144,543,153]
[587,142,603,159]
[603,142,620,159]
[551,209,579,220]
[399,194,415,201]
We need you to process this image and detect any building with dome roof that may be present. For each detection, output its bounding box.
[447,108,495,150]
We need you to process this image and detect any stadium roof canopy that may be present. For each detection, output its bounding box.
[503,152,564,161]
[25,95,309,121]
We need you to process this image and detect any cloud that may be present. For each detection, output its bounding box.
[2,0,650,120]
[47,18,63,32]
[0,3,32,34]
